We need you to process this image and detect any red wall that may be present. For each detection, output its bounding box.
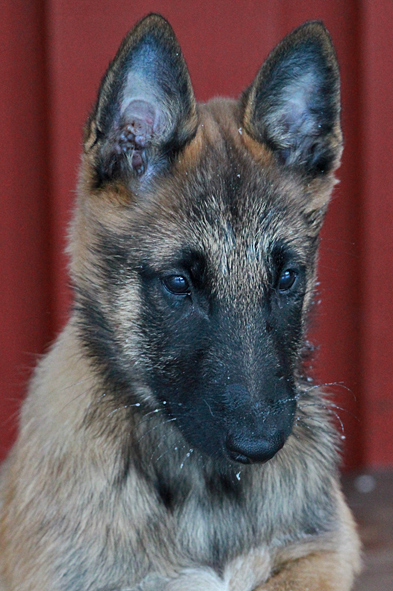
[1,0,392,469]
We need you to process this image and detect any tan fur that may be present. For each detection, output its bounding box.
[256,488,362,590]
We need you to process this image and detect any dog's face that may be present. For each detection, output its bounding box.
[73,15,341,466]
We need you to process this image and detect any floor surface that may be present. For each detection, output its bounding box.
[342,471,393,591]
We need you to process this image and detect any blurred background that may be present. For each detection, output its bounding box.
[1,0,392,475]
[1,1,393,587]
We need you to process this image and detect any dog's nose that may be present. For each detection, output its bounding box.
[225,431,285,464]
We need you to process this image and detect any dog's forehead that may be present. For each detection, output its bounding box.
[138,101,310,273]
[131,147,310,303]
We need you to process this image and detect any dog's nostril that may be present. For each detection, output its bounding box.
[226,432,284,464]
[227,448,252,464]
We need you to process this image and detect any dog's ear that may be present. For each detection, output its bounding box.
[85,14,197,187]
[242,21,342,178]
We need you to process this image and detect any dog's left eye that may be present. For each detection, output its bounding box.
[162,275,190,296]
[278,269,297,292]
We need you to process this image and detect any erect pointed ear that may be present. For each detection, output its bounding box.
[84,14,197,187]
[241,21,342,177]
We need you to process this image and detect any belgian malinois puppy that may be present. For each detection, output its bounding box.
[0,14,361,591]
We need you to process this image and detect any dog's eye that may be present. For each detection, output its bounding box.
[278,269,297,292]
[162,275,190,296]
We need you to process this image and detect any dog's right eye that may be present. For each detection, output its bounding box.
[162,275,190,296]
[278,269,298,292]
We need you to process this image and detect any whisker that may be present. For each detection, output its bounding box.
[298,400,360,422]
[328,409,345,434]
[55,378,96,412]
[143,408,165,419]
[301,381,357,401]
[136,417,177,444]
[204,399,214,417]
[179,448,194,470]
[154,448,172,463]
[297,407,346,436]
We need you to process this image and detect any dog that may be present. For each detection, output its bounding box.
[0,14,361,591]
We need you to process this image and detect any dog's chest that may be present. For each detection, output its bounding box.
[156,463,335,571]
[175,495,254,566]
[153,470,271,570]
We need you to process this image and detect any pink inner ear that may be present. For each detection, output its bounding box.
[121,99,158,144]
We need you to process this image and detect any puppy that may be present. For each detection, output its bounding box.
[0,14,361,591]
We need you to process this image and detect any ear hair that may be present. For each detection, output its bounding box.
[85,13,197,187]
[242,21,342,177]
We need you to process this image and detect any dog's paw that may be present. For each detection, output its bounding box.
[164,568,226,591]
[99,574,170,591]
[134,573,171,591]
[224,549,271,591]
[130,550,271,591]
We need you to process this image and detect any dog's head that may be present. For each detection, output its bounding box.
[72,15,341,465]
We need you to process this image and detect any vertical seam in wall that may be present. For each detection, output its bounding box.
[39,0,57,345]
[351,0,367,468]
